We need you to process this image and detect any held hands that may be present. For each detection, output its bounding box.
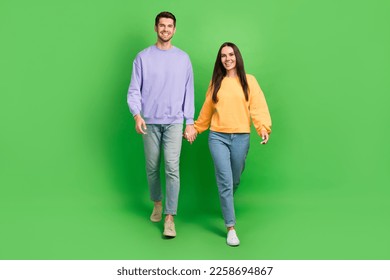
[134,114,147,134]
[133,116,198,143]
[261,128,270,144]
[184,125,197,144]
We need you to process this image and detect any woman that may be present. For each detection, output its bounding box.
[193,42,272,246]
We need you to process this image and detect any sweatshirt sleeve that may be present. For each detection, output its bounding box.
[248,76,272,136]
[127,56,142,116]
[194,86,214,134]
[182,59,195,125]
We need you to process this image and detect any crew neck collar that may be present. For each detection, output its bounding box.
[154,44,175,51]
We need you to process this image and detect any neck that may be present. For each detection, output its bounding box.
[226,69,237,78]
[156,40,173,50]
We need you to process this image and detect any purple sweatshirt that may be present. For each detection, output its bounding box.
[127,45,194,124]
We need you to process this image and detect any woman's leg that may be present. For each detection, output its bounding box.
[208,131,236,228]
[230,134,250,194]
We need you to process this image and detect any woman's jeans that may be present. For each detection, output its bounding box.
[142,124,183,215]
[208,131,250,227]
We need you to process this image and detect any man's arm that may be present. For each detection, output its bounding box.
[182,58,194,125]
[127,58,143,118]
[182,58,196,143]
[127,57,146,134]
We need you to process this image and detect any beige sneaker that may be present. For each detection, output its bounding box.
[163,220,176,237]
[150,205,162,222]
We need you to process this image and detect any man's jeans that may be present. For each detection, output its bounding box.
[208,131,250,227]
[142,124,183,215]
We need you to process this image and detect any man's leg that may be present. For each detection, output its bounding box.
[162,124,183,215]
[162,124,183,237]
[143,125,163,221]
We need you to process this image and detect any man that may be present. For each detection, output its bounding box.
[127,11,197,238]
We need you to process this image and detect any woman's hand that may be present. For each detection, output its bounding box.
[260,129,269,144]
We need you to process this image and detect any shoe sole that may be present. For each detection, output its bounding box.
[163,231,176,238]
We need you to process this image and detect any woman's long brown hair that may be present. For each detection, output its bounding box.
[211,42,249,103]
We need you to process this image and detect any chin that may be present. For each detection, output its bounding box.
[159,37,172,43]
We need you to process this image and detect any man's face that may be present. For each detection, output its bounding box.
[155,17,176,43]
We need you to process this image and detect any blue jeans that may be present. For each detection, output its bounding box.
[142,124,183,215]
[208,131,250,227]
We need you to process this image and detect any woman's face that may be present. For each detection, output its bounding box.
[220,46,236,72]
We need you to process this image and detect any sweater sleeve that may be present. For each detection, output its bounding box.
[127,56,143,116]
[248,76,272,136]
[182,59,195,125]
[194,86,214,134]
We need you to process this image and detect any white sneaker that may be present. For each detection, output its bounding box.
[227,229,240,246]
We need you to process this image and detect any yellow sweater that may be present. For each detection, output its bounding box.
[194,74,271,136]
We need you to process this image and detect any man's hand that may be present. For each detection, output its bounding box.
[184,125,197,144]
[260,129,269,144]
[134,114,147,134]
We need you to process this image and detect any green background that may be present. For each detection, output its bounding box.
[1,0,389,259]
